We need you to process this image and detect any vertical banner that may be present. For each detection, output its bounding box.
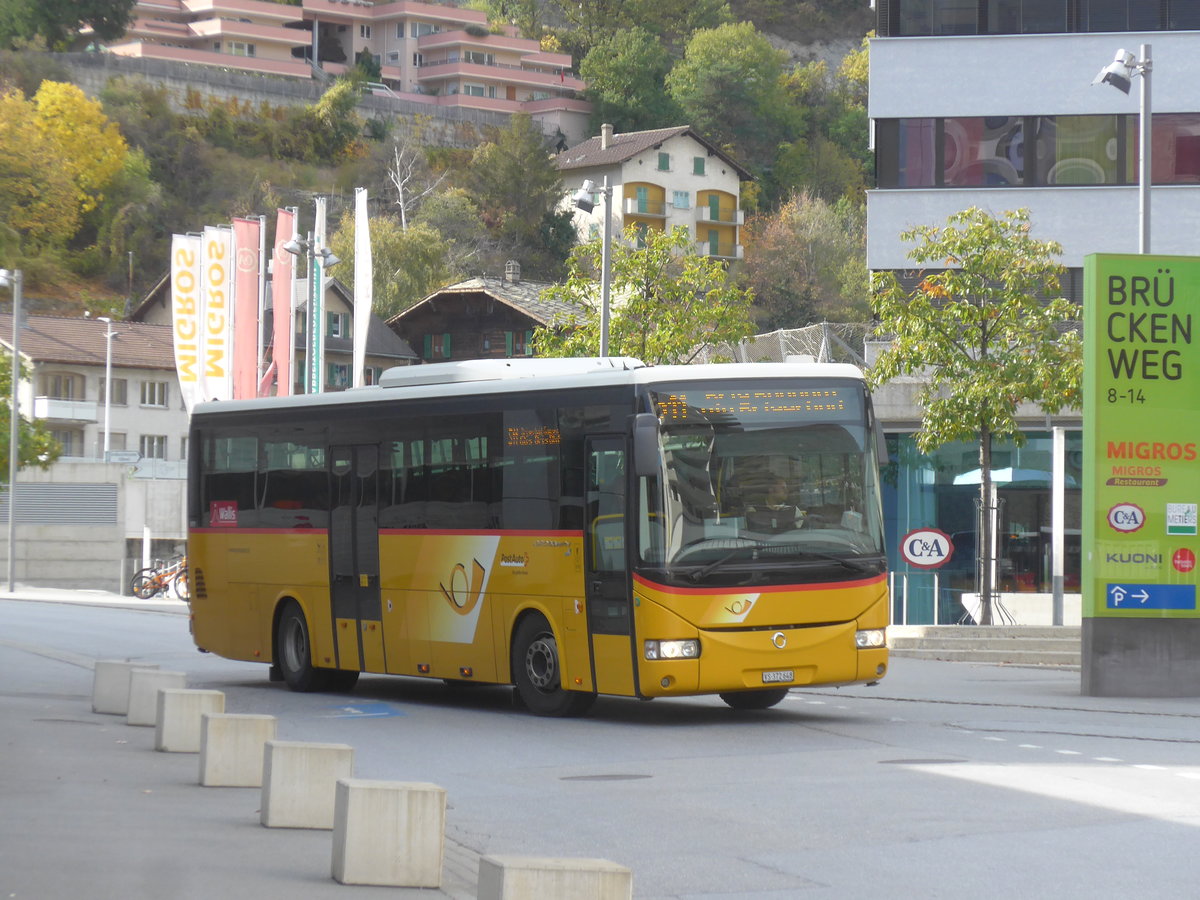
[201,225,234,402]
[309,197,327,394]
[271,208,296,397]
[170,233,203,413]
[232,217,261,400]
[353,187,372,388]
[1083,252,1200,620]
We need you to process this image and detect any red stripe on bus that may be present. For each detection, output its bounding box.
[632,572,887,595]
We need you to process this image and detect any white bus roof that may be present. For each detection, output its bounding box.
[192,358,867,418]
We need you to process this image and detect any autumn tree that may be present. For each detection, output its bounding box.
[328,212,457,320]
[533,224,754,364]
[33,82,128,217]
[740,191,867,329]
[869,208,1082,625]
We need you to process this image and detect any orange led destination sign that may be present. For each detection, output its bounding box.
[652,384,859,424]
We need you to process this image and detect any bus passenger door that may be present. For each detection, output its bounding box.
[585,438,636,696]
[329,444,385,673]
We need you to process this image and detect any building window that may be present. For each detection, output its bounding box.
[413,52,423,66]
[504,330,533,358]
[139,434,167,460]
[327,363,351,389]
[228,41,255,57]
[98,377,128,406]
[364,367,384,385]
[38,372,83,400]
[359,24,372,39]
[140,381,169,408]
[327,312,349,338]
[51,428,84,457]
[109,432,127,451]
[693,157,705,175]
[672,191,690,209]
[423,333,451,359]
[464,50,494,66]
[180,437,188,460]
[411,22,441,37]
[464,83,486,97]
[657,152,671,171]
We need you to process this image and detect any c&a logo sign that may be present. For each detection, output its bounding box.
[1107,502,1145,533]
[899,528,954,569]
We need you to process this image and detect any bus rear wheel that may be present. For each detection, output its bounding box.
[512,614,594,717]
[719,688,790,710]
[275,601,358,693]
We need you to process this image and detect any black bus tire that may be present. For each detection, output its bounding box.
[719,688,790,710]
[511,614,595,717]
[275,601,331,692]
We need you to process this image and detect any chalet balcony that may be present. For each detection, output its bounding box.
[696,241,744,261]
[696,205,744,226]
[34,397,98,424]
[624,198,667,218]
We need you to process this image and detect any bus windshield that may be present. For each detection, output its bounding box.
[638,379,886,586]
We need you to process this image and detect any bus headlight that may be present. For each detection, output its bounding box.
[644,639,700,660]
[855,629,886,649]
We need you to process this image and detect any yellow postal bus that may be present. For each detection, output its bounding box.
[187,358,889,715]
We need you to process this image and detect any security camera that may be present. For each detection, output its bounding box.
[572,179,596,213]
[1093,49,1136,94]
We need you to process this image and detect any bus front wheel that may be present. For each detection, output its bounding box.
[512,614,594,717]
[719,688,790,710]
[275,601,360,693]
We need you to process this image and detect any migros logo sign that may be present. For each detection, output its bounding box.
[1107,441,1197,461]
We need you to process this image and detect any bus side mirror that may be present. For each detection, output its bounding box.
[876,425,889,467]
[631,413,660,477]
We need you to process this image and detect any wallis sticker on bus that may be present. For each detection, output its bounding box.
[1083,254,1200,617]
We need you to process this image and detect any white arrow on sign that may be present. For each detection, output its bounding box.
[1133,589,1150,604]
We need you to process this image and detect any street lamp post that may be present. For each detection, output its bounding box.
[282,234,340,393]
[1,268,22,591]
[1094,44,1152,253]
[97,316,116,458]
[573,177,614,357]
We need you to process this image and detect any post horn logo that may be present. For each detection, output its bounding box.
[439,558,485,616]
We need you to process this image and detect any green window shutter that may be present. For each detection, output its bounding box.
[694,156,705,175]
[423,334,432,358]
[658,152,669,170]
[525,330,533,356]
[709,194,721,221]
[505,331,514,357]
[442,333,451,358]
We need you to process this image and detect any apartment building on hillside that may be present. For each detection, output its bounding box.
[105,0,591,144]
[866,0,1200,625]
[555,125,752,261]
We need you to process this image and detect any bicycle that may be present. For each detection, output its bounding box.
[130,555,188,600]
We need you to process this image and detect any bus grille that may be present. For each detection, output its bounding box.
[193,567,207,600]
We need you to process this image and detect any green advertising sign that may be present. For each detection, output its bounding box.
[1083,254,1200,619]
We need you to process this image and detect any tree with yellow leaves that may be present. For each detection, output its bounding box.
[33,82,128,216]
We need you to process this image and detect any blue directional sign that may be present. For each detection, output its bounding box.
[1106,583,1196,610]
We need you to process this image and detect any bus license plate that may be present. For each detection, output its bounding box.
[762,670,794,684]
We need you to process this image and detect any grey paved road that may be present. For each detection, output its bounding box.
[3,588,1199,899]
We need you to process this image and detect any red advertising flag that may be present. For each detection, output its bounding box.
[232,217,261,400]
[271,208,296,396]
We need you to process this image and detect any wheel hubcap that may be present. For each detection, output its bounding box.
[525,634,558,692]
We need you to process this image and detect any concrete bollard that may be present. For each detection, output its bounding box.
[199,713,277,787]
[260,740,354,829]
[92,660,159,715]
[154,689,225,752]
[331,779,446,887]
[476,856,633,900]
[126,669,187,727]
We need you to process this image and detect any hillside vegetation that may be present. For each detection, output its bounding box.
[0,0,874,327]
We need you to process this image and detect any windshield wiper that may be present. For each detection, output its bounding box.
[684,548,884,582]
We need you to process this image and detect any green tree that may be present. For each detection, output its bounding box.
[533,224,754,364]
[740,191,867,329]
[0,0,135,51]
[580,28,681,133]
[869,208,1082,625]
[328,212,456,320]
[0,88,79,251]
[462,113,572,279]
[665,22,794,175]
[0,345,61,483]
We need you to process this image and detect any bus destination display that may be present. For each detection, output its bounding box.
[652,383,860,425]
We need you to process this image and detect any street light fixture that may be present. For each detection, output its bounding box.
[283,235,340,392]
[1094,44,1152,253]
[574,177,613,358]
[0,267,22,591]
[97,317,116,458]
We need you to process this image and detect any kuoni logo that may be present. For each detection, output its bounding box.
[1107,502,1145,533]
